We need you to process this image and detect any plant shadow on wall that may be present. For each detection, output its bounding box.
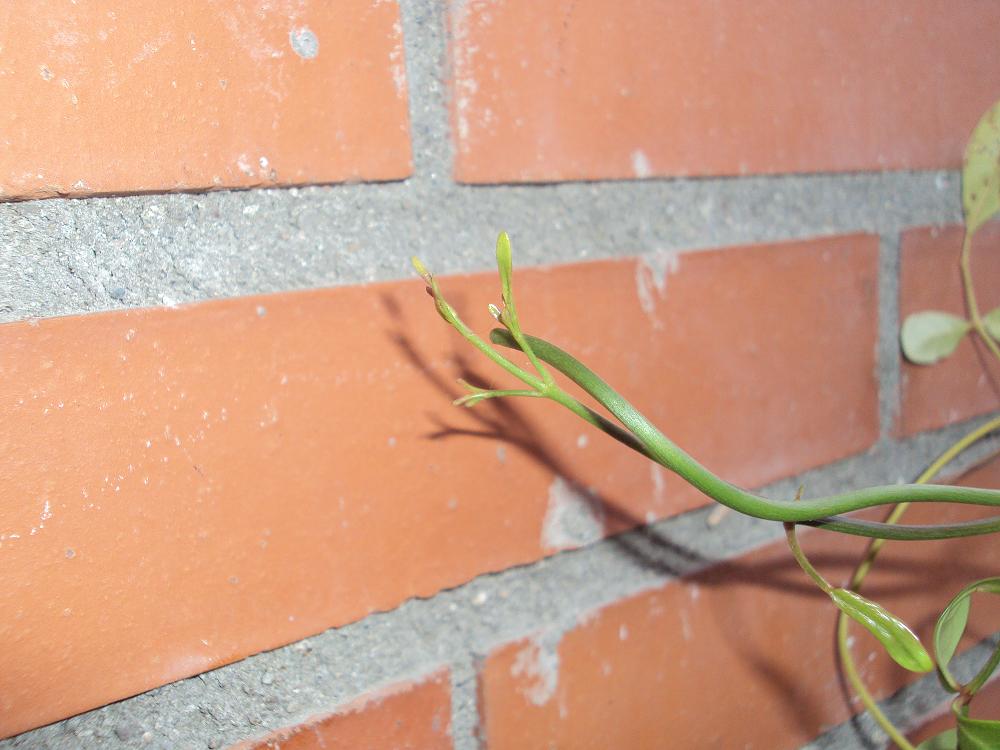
[411,99,1000,750]
[380,291,711,577]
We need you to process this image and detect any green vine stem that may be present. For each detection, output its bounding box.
[785,522,834,594]
[413,249,1000,541]
[489,328,1000,541]
[960,229,1000,363]
[834,415,1000,750]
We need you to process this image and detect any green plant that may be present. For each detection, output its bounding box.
[413,99,1000,748]
[841,99,1000,750]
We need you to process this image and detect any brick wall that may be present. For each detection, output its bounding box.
[1,2,999,748]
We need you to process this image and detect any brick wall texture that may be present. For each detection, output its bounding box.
[1,1,999,748]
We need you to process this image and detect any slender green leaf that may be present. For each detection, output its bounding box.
[901,311,971,365]
[411,256,432,283]
[955,703,1000,750]
[934,578,1000,693]
[963,99,1000,235]
[983,306,1000,341]
[496,231,514,308]
[935,596,972,692]
[830,588,933,673]
[915,729,957,750]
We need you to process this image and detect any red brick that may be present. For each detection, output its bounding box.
[449,0,1000,182]
[477,478,1000,749]
[0,234,876,736]
[232,670,451,750]
[898,223,1000,436]
[0,1,411,200]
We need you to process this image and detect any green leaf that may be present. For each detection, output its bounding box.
[496,231,514,309]
[935,596,972,692]
[963,99,1000,235]
[983,306,1000,341]
[955,703,1000,750]
[934,578,1000,693]
[900,311,971,365]
[916,729,957,750]
[830,588,934,673]
[411,256,432,284]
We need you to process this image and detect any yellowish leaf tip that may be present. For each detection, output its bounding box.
[410,256,432,282]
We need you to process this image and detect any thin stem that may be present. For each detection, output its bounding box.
[784,523,832,594]
[835,415,1000,749]
[847,416,1000,590]
[492,330,1000,540]
[960,230,1000,362]
[835,613,916,750]
[454,389,542,407]
[412,264,544,392]
[503,315,555,390]
[966,639,1000,697]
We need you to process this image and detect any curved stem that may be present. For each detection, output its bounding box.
[960,230,1000,362]
[492,330,1000,539]
[967,639,1000,697]
[785,523,833,594]
[835,415,1000,749]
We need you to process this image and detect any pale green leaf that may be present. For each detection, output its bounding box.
[963,99,1000,235]
[915,729,957,750]
[934,578,1000,694]
[934,595,972,692]
[831,588,933,673]
[983,306,1000,341]
[496,231,514,308]
[955,703,1000,750]
[901,311,971,365]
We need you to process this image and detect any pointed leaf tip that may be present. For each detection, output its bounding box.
[411,256,432,282]
[900,311,971,365]
[831,588,933,673]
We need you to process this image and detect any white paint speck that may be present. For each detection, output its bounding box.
[650,463,665,503]
[635,250,681,322]
[236,154,255,177]
[510,635,560,706]
[289,26,319,59]
[541,476,605,550]
[679,609,692,641]
[576,434,588,449]
[631,149,652,178]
